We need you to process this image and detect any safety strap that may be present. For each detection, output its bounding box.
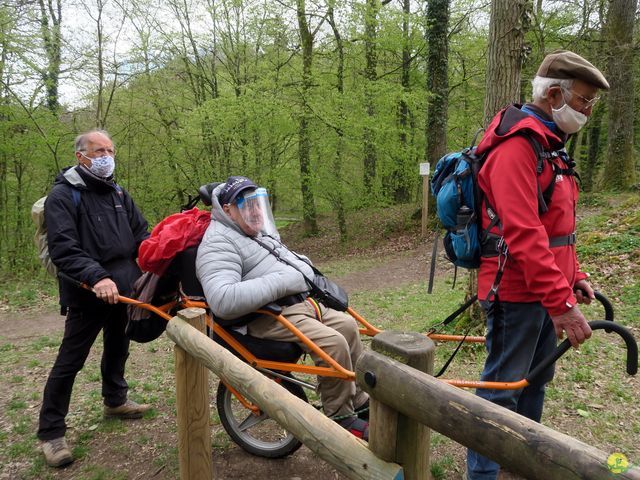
[306,297,323,321]
[434,324,473,378]
[250,236,327,296]
[426,295,478,378]
[427,294,478,334]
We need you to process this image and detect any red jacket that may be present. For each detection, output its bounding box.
[477,104,587,316]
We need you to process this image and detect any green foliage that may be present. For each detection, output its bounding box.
[0,0,636,286]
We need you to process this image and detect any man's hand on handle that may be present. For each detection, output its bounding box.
[574,278,595,305]
[93,278,119,304]
[552,305,592,348]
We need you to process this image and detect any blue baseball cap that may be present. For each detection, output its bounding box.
[218,176,258,206]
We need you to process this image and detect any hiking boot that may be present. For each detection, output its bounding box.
[104,399,151,420]
[337,416,369,441]
[41,437,73,468]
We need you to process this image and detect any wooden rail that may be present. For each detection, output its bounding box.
[166,308,403,480]
[356,349,640,480]
[368,331,433,480]
[167,308,639,480]
[174,309,213,479]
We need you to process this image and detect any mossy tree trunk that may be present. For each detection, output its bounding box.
[296,0,318,235]
[603,0,637,190]
[425,0,450,220]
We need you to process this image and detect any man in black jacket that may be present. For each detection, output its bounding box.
[37,130,150,468]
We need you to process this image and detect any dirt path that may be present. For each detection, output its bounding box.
[1,247,432,342]
[335,247,432,294]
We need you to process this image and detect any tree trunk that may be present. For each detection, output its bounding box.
[38,0,62,113]
[327,1,347,240]
[603,0,637,189]
[363,0,379,196]
[389,0,412,203]
[425,0,450,168]
[483,0,529,127]
[95,0,105,128]
[581,105,604,193]
[296,0,318,235]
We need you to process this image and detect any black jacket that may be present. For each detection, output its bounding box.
[45,165,149,309]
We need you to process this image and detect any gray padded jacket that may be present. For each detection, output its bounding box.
[195,184,313,320]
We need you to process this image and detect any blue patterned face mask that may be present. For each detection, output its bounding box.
[81,153,115,178]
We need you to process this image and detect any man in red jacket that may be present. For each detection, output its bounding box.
[466,51,609,480]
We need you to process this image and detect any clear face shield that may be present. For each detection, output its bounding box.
[235,187,278,237]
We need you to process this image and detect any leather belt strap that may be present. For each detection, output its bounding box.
[481,232,576,257]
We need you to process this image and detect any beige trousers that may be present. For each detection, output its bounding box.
[247,300,368,418]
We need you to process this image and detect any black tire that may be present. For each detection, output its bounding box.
[216,377,307,458]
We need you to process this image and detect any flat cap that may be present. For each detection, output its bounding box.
[537,50,609,90]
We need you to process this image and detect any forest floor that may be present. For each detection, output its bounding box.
[1,197,639,479]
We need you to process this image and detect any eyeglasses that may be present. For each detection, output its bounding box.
[562,88,601,109]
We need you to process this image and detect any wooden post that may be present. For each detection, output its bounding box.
[357,350,640,480]
[166,314,403,480]
[420,162,430,238]
[366,331,434,480]
[174,308,213,480]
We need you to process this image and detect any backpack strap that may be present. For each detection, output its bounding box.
[71,187,81,207]
[524,135,556,214]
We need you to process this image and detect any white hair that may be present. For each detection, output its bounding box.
[531,76,574,102]
[75,130,112,152]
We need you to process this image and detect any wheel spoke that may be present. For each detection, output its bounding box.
[237,412,269,432]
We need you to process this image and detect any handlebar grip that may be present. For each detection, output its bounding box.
[57,271,93,291]
[526,320,638,385]
[594,291,614,322]
[576,289,614,332]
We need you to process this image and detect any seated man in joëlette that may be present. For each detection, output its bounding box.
[196,176,369,440]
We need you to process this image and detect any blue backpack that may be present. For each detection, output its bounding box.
[430,131,567,272]
[430,139,485,269]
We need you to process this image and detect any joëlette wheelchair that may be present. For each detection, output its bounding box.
[71,183,638,459]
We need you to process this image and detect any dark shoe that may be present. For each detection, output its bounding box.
[499,469,525,479]
[41,437,73,468]
[355,399,369,421]
[104,399,151,419]
[337,416,369,441]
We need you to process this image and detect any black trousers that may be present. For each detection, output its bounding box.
[37,304,130,441]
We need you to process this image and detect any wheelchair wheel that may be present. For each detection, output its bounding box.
[216,377,307,458]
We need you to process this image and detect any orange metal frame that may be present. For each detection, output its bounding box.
[116,293,522,391]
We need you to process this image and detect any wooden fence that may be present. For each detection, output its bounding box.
[166,308,640,480]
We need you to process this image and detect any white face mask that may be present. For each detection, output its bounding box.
[81,153,115,178]
[551,99,588,135]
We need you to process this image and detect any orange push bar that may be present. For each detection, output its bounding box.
[67,272,635,392]
[428,333,485,343]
